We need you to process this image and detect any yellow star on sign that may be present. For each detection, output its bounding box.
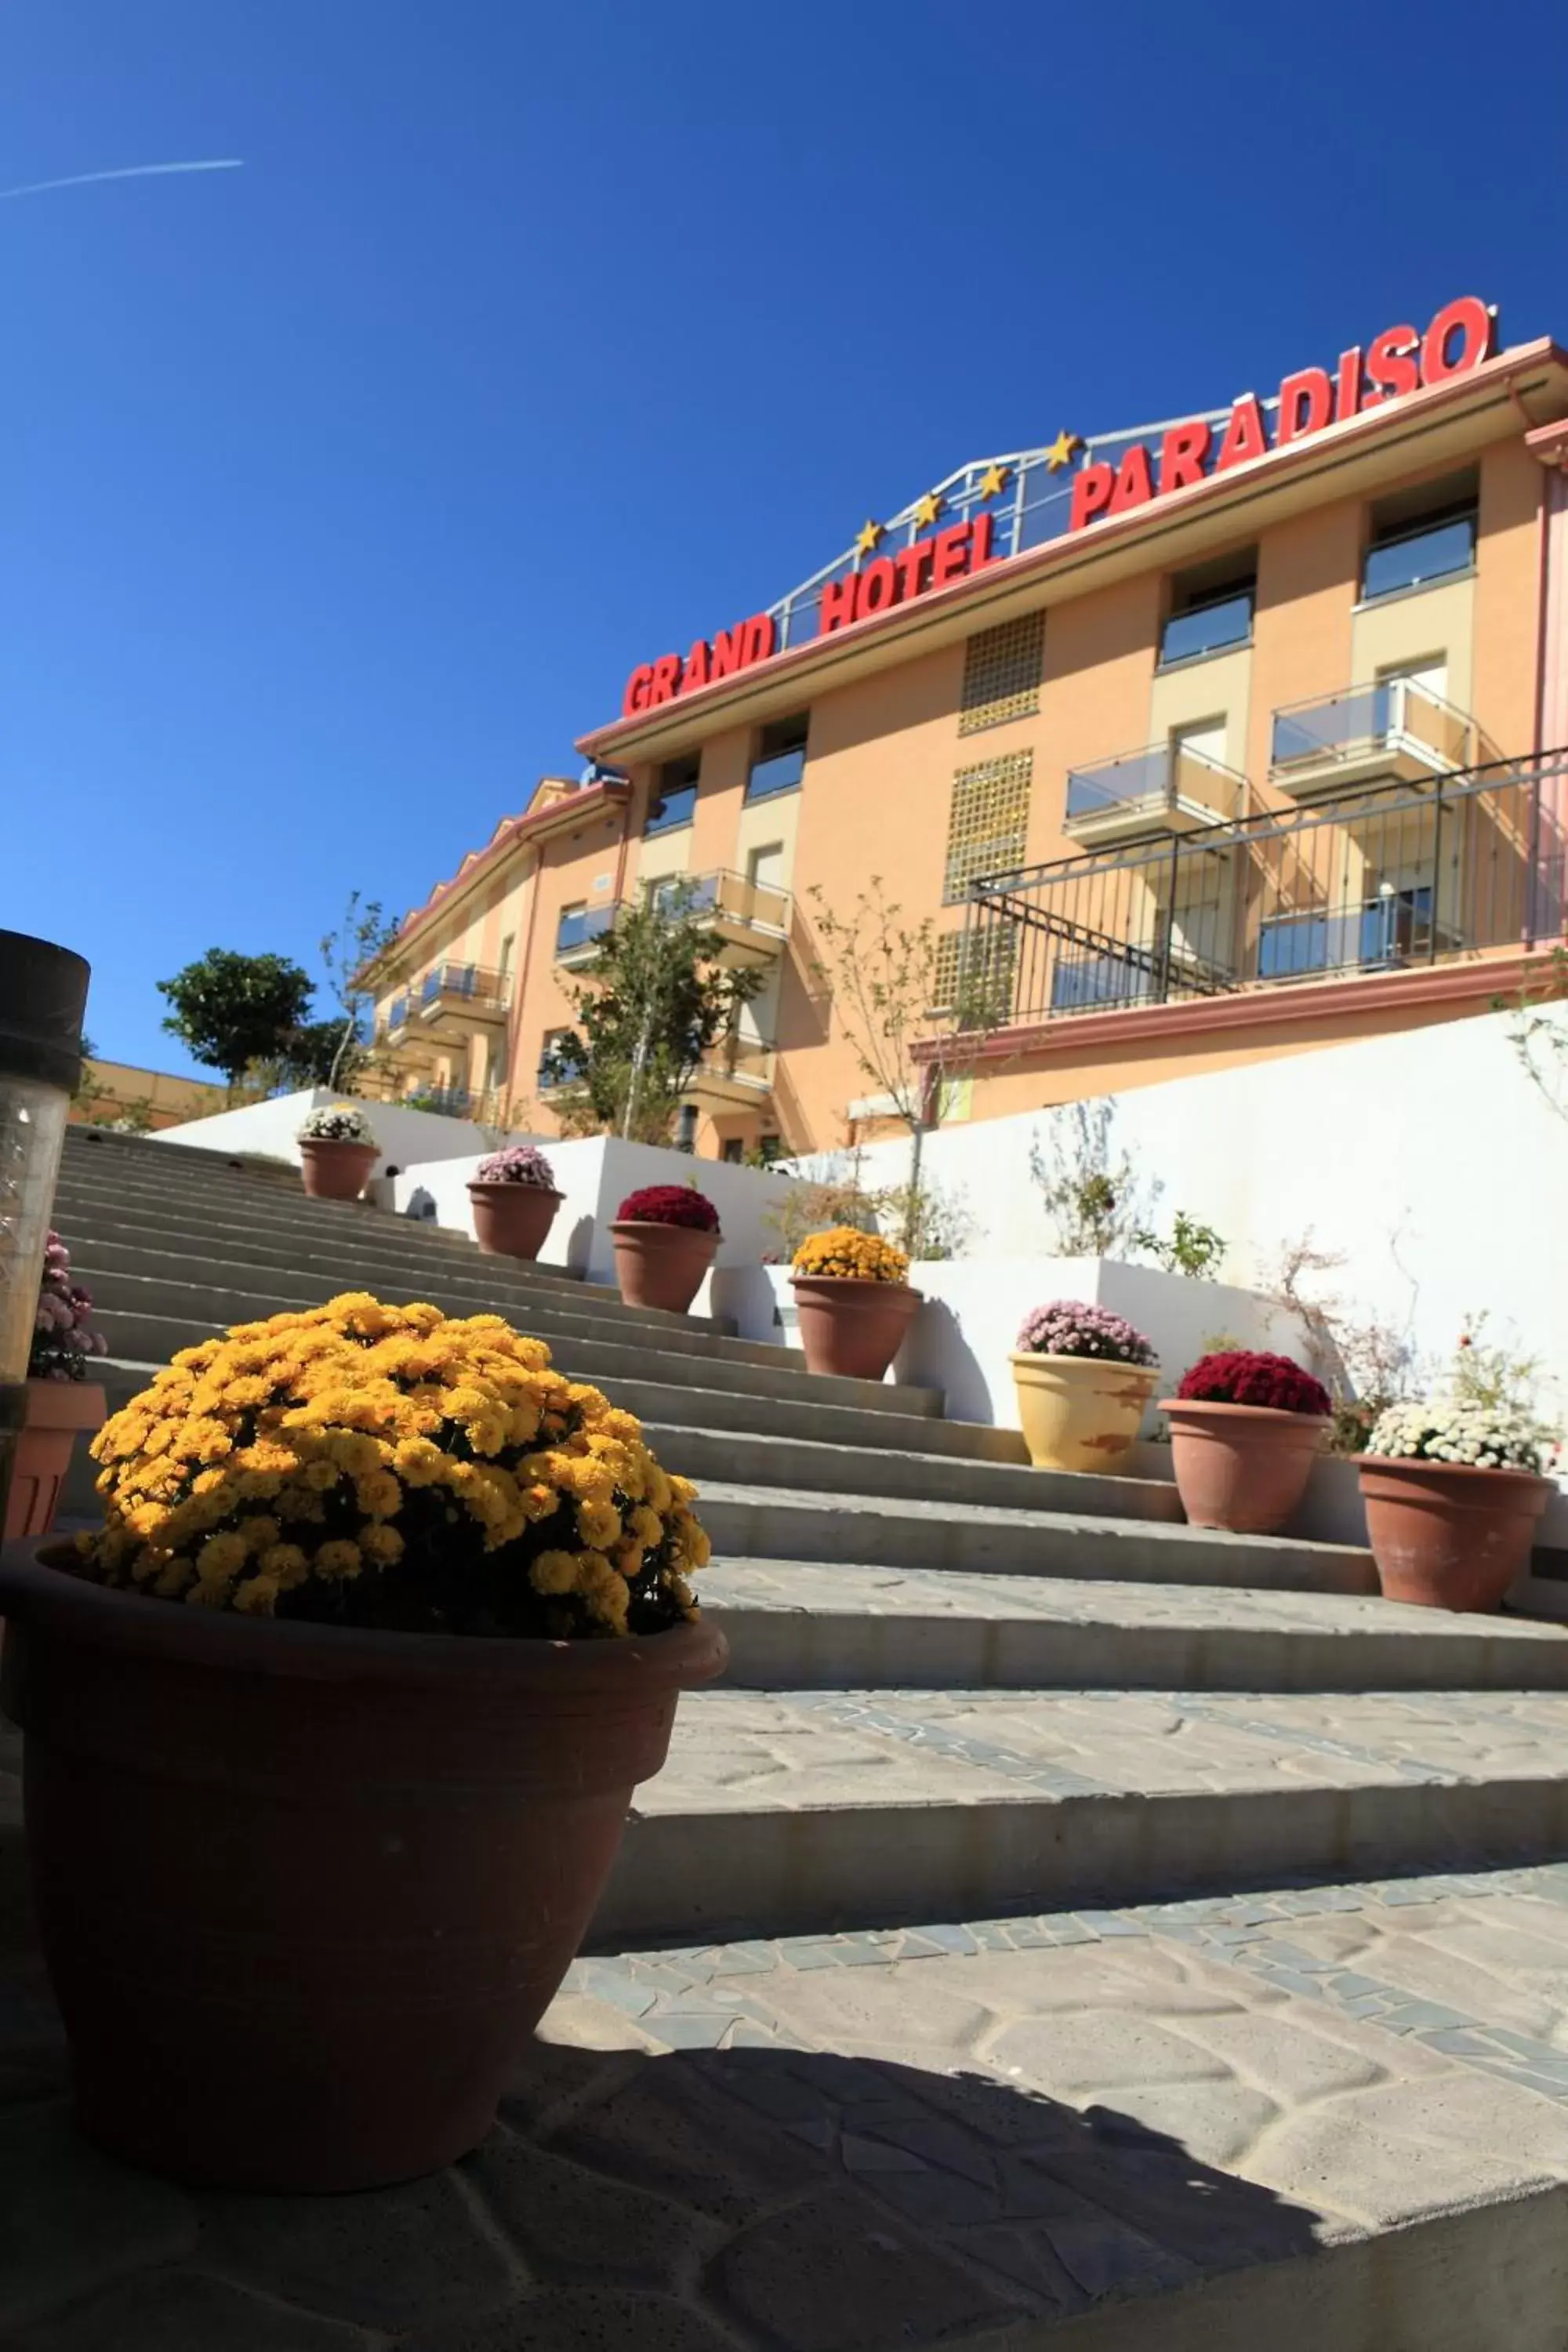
[978,463,1010,499]
[913,489,944,528]
[1044,430,1083,472]
[853,518,884,558]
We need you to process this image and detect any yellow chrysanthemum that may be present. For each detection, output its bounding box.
[792,1226,909,1284]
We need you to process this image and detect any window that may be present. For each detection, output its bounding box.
[498,933,515,976]
[931,926,1016,1023]
[1160,553,1256,667]
[556,902,617,954]
[674,1104,699,1152]
[756,1132,782,1164]
[959,613,1044,736]
[942,750,1033,904]
[746,714,808,802]
[645,754,699,836]
[1361,471,1477,602]
[537,1028,583,1088]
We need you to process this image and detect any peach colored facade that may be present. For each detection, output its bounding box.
[366,328,1568,1160]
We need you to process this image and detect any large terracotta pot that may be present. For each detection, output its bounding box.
[468,1181,562,1261]
[610,1221,718,1315]
[1162,1398,1328,1534]
[0,1539,727,2191]
[1010,1353,1158,1474]
[298,1138,378,1201]
[1358,1457,1554,1611]
[2,1381,107,1541]
[791,1276,920,1382]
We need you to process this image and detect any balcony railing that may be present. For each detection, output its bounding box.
[1063,742,1247,843]
[404,1083,474,1118]
[554,905,619,958]
[556,871,792,964]
[945,752,1562,1037]
[1270,680,1480,793]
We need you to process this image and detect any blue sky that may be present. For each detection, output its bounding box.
[2,0,1564,1074]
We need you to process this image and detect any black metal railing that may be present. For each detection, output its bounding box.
[955,753,1567,1033]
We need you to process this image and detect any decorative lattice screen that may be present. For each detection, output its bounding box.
[931,924,1017,1023]
[959,613,1044,736]
[942,750,1033,904]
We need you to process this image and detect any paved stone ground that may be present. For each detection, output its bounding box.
[13,1835,1568,2345]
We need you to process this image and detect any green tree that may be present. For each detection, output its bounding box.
[542,890,764,1144]
[274,1017,369,1093]
[157,949,314,1091]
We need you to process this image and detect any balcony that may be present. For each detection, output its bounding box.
[684,1037,775,1109]
[373,996,441,1073]
[1256,887,1459,980]
[1062,742,1247,849]
[554,905,619,969]
[412,963,511,1040]
[403,1083,474,1119]
[1270,681,1481,800]
[561,872,793,969]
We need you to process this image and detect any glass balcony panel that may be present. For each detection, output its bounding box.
[1159,590,1253,667]
[745,746,806,803]
[1065,747,1171,821]
[555,905,618,954]
[1361,514,1475,603]
[644,782,698,836]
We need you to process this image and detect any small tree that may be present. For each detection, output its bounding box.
[321,891,401,1094]
[541,891,764,1145]
[807,880,994,1248]
[1027,1098,1163,1257]
[157,949,314,1091]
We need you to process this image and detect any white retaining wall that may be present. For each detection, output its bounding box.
[152,1089,531,1178]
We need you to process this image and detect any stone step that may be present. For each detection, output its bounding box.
[695,1482,1375,1592]
[76,1265,795,1374]
[549,1865,1568,2352]
[597,1686,1568,1946]
[644,1421,1180,1523]
[703,1561,1568,1692]
[67,1233,737,1344]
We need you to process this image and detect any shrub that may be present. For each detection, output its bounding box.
[1015,1300,1155,1367]
[30,1232,107,1383]
[1177,1350,1330,1416]
[1365,1399,1548,1475]
[792,1228,909,1284]
[79,1294,708,1637]
[616,1184,721,1234]
[476,1145,557,1189]
[297,1103,378,1145]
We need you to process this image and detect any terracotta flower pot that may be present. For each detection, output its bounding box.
[1162,1398,1328,1534]
[298,1138,379,1201]
[610,1221,718,1315]
[0,1539,727,2191]
[1358,1457,1554,1611]
[468,1182,562,1261]
[2,1381,107,1541]
[1010,1354,1158,1474]
[791,1276,920,1382]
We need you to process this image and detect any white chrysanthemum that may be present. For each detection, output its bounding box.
[1366,1397,1546,1475]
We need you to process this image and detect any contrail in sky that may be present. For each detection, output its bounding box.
[0,158,244,203]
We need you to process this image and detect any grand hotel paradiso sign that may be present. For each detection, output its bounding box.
[620,295,1496,718]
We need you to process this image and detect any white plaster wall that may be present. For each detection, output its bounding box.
[152,1089,537,1179]
[787,1004,1568,1421]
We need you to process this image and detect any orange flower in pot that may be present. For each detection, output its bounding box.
[790,1226,919,1382]
[1359,1398,1556,1611]
[0,1292,725,2191]
[1163,1350,1331,1534]
[610,1184,720,1315]
[467,1144,562,1260]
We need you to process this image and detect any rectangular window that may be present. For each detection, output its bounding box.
[1361,471,1478,603]
[644,754,699,836]
[498,933,515,976]
[942,750,1033,905]
[746,714,808,803]
[1160,553,1256,667]
[720,1138,745,1163]
[537,1028,583,1088]
[959,613,1044,736]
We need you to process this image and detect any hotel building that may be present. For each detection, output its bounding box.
[364,297,1568,1161]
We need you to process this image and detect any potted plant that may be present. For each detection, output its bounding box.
[296,1102,379,1200]
[1359,1399,1556,1610]
[1009,1300,1158,1474]
[610,1184,721,1314]
[790,1226,919,1381]
[1163,1349,1331,1534]
[3,1232,109,1540]
[0,1292,724,2191]
[467,1144,562,1260]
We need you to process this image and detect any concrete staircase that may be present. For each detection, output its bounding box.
[27,1120,1568,2347]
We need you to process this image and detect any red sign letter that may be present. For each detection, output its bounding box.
[1159,418,1210,495]
[1069,462,1115,530]
[1421,296,1494,384]
[740,614,776,666]
[622,663,655,717]
[647,654,682,706]
[678,639,710,694]
[1364,325,1420,405]
[818,574,858,634]
[969,511,997,568]
[1216,395,1269,471]
[931,522,971,586]
[1107,444,1155,515]
[1277,367,1332,445]
[1334,347,1362,423]
[858,556,898,615]
[710,625,746,678]
[894,539,932,601]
